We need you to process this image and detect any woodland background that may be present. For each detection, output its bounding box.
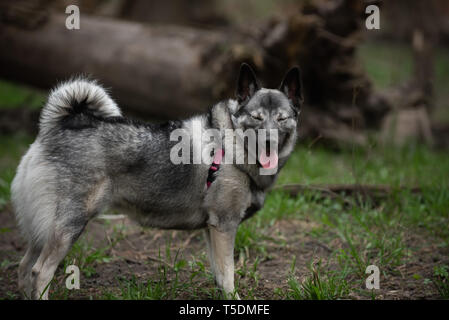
[0,0,448,300]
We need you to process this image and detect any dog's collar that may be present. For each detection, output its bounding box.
[206,149,224,188]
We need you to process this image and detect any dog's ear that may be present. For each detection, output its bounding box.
[279,67,303,109]
[236,63,260,103]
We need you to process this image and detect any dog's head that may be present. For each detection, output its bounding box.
[230,63,303,170]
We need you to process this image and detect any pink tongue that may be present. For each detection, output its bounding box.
[259,150,278,169]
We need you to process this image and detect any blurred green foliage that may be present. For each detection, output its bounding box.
[0,80,45,110]
[358,42,449,123]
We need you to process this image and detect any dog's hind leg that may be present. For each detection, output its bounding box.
[18,245,42,299]
[28,178,109,299]
[30,217,86,300]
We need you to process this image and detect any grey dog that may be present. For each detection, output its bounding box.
[11,63,302,299]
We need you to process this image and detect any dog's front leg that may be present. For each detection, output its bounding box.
[207,224,239,299]
[203,228,216,278]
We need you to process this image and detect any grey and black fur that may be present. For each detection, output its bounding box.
[11,63,303,299]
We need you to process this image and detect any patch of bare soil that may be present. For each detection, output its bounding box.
[0,206,445,300]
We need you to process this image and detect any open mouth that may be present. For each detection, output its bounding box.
[258,141,279,169]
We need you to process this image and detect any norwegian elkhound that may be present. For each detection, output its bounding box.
[11,63,303,299]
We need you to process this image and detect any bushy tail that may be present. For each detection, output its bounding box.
[39,77,121,134]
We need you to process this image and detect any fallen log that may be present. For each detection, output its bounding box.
[0,0,391,144]
[0,14,231,118]
[276,183,422,204]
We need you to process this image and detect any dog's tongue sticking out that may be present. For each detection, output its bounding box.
[259,149,278,169]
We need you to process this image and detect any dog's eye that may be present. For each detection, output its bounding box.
[277,116,288,122]
[251,114,263,121]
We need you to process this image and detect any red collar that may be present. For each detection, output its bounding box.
[206,149,224,188]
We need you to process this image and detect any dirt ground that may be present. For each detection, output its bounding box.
[0,203,445,300]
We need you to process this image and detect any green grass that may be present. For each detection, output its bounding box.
[0,79,45,110]
[63,237,113,278]
[234,189,446,299]
[106,273,183,300]
[103,244,223,300]
[433,265,449,299]
[233,141,449,299]
[0,134,33,210]
[105,255,188,300]
[277,258,350,300]
[278,142,449,186]
[236,179,449,296]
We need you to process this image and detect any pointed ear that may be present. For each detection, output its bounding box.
[279,67,303,109]
[236,63,260,103]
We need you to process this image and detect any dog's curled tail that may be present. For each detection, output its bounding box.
[39,77,121,134]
